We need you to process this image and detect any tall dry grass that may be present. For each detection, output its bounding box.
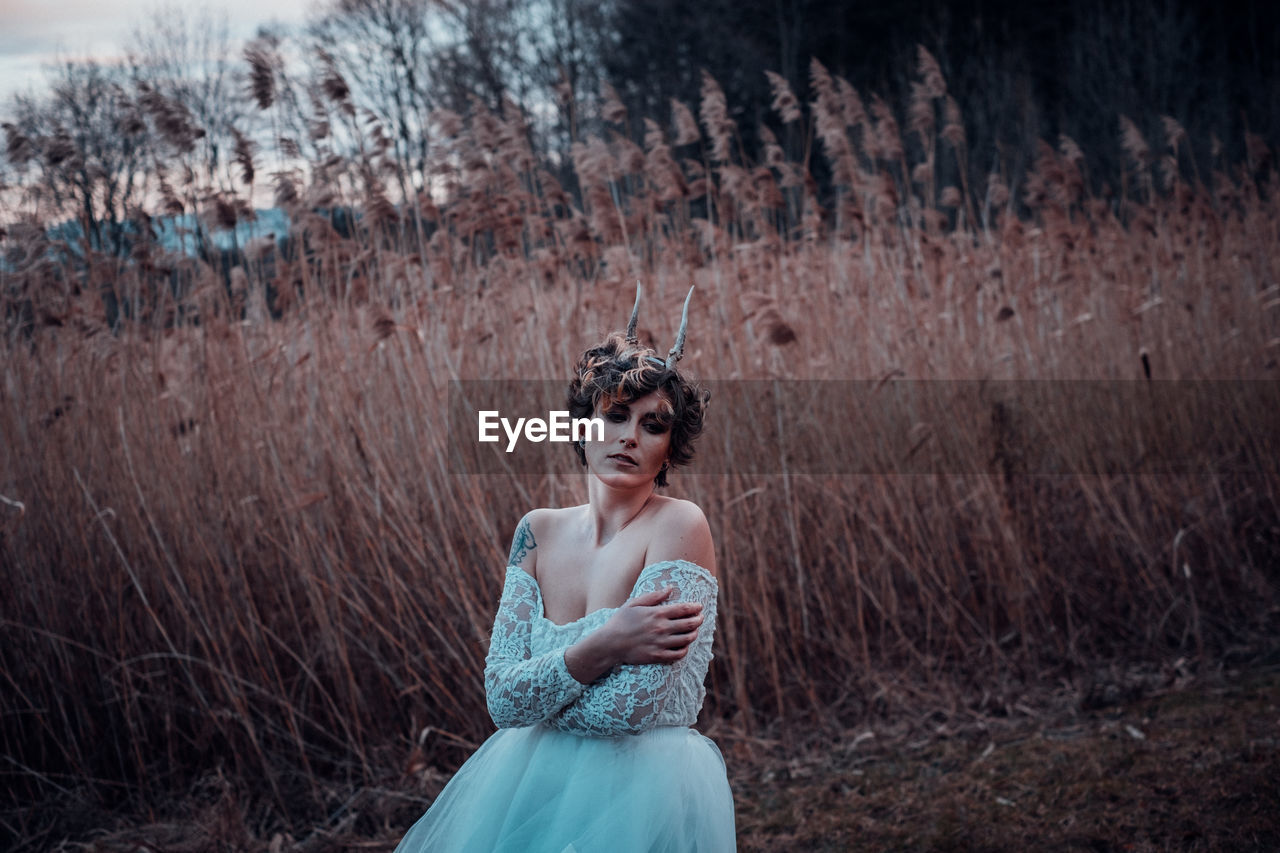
[2,49,1278,841]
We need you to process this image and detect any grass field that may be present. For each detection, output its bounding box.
[3,53,1278,849]
[31,662,1279,850]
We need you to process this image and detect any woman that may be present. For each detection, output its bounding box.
[395,286,735,852]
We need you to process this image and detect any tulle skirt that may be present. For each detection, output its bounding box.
[394,724,736,852]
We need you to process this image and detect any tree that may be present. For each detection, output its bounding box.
[308,0,437,197]
[3,60,151,256]
[127,5,243,192]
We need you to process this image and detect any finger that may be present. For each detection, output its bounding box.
[666,615,703,634]
[647,646,688,662]
[629,588,675,606]
[660,629,699,649]
[659,601,703,619]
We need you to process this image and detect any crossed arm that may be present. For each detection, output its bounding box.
[546,563,717,734]
[483,508,717,734]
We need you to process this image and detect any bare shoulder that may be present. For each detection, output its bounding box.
[507,508,549,576]
[653,496,709,529]
[645,497,716,576]
[508,507,582,578]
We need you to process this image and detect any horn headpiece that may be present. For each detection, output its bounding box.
[625,279,695,370]
[625,281,642,344]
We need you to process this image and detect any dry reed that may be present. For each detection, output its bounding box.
[1,53,1278,846]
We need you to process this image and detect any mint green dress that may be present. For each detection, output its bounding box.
[394,560,736,852]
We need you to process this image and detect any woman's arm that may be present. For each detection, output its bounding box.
[483,512,588,728]
[486,504,717,731]
[565,500,713,686]
[553,500,720,736]
[563,585,702,683]
[507,510,539,575]
[548,560,718,736]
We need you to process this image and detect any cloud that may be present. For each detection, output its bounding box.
[0,0,309,105]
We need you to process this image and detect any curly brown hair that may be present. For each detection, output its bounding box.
[567,332,708,487]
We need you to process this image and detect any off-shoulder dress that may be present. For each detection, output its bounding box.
[393,559,735,852]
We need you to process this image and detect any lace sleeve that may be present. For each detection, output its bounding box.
[548,561,718,736]
[484,566,586,728]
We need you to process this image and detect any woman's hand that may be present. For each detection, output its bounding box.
[600,587,704,666]
[563,587,703,684]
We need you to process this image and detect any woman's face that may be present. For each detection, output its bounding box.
[584,391,673,487]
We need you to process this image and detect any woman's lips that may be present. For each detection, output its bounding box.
[608,453,637,467]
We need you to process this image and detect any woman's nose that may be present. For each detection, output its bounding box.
[618,418,638,446]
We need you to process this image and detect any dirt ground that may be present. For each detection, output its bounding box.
[24,665,1280,852]
[729,667,1280,852]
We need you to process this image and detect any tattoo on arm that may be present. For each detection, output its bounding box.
[508,516,537,567]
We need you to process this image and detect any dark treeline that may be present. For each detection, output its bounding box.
[606,0,1279,189]
[2,0,1277,259]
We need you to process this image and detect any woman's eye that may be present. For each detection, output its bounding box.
[606,412,627,422]
[645,423,669,434]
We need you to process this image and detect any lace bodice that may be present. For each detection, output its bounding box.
[483,560,719,736]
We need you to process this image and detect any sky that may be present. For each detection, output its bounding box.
[0,0,312,104]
